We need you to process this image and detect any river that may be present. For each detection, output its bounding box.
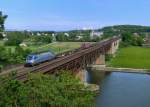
[86,70,150,107]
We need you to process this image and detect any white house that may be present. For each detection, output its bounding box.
[90,31,103,39]
[64,33,69,37]
[19,43,27,47]
[0,32,6,37]
[37,32,41,36]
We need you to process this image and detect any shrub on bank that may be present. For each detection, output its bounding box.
[0,71,95,107]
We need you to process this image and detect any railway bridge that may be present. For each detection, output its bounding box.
[1,36,121,82]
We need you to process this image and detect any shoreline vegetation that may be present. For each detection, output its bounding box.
[108,46,150,70]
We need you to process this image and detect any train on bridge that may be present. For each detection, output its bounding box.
[4,37,120,82]
[25,50,56,66]
[25,43,92,66]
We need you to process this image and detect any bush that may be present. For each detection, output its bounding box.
[5,32,26,46]
[0,46,31,65]
[105,54,113,61]
[0,65,3,72]
[119,41,130,48]
[0,71,95,107]
[121,32,144,47]
[34,35,53,43]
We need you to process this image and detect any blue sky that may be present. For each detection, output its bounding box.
[0,0,150,31]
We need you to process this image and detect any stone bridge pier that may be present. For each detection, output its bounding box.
[76,69,87,82]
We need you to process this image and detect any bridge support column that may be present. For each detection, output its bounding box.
[107,39,120,56]
[95,54,105,65]
[76,69,87,82]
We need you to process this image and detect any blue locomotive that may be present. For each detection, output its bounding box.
[25,50,56,66]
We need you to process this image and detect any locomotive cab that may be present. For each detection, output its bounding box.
[25,50,56,67]
[25,55,38,66]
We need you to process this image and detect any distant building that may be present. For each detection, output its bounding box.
[37,32,41,36]
[3,38,8,41]
[64,33,69,37]
[0,32,6,37]
[76,36,83,40]
[90,31,103,39]
[133,33,140,37]
[143,36,150,47]
[52,33,56,42]
[19,43,27,47]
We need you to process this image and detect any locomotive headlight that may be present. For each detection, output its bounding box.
[30,60,34,63]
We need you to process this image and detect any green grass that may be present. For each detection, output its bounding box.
[0,40,84,54]
[109,47,150,69]
[0,40,4,46]
[27,42,83,54]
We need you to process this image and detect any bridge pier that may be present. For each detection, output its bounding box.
[95,54,105,66]
[76,69,87,82]
[107,39,120,57]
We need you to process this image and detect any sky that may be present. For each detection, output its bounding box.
[0,0,150,31]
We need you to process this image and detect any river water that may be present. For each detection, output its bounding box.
[86,70,150,107]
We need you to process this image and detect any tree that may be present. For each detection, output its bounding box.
[120,32,144,47]
[136,36,144,46]
[92,36,101,42]
[34,35,52,43]
[56,33,69,42]
[5,32,26,46]
[121,32,132,43]
[0,46,31,65]
[120,32,133,47]
[0,11,7,39]
[0,71,95,107]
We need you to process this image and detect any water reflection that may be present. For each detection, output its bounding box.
[86,70,150,107]
[86,68,106,85]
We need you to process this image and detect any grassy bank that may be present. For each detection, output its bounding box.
[109,47,150,69]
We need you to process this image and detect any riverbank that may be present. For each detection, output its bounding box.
[90,65,150,74]
[108,46,150,69]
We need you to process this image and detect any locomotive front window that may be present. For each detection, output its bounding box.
[34,56,38,59]
[27,56,34,60]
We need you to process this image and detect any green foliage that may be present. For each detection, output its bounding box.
[105,54,113,61]
[0,33,3,39]
[33,35,53,44]
[135,36,144,46]
[0,65,3,72]
[101,25,150,36]
[0,46,31,65]
[0,11,7,32]
[0,71,95,107]
[56,33,69,42]
[5,32,26,46]
[121,32,144,47]
[55,30,93,42]
[119,41,130,48]
[92,36,101,42]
